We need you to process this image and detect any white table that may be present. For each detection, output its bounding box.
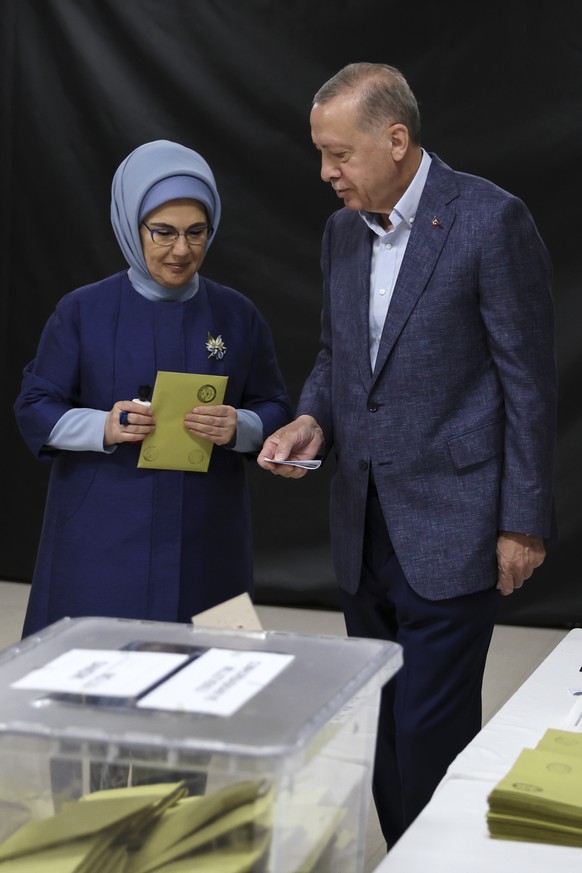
[375,628,582,871]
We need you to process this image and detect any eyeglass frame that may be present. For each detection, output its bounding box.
[141,221,214,247]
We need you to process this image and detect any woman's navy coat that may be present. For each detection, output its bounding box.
[15,271,292,636]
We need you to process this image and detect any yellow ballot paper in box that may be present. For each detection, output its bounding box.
[138,371,228,472]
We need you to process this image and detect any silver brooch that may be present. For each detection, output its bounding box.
[206,332,227,360]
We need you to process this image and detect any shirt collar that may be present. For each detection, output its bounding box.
[360,148,432,234]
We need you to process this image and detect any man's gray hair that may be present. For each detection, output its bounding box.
[313,62,421,144]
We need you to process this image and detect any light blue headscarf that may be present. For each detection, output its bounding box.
[110,140,222,301]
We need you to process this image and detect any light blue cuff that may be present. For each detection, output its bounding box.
[47,409,116,453]
[233,409,263,452]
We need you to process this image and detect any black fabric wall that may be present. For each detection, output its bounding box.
[1,0,581,627]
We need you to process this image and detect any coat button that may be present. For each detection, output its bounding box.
[368,402,379,412]
[358,460,369,471]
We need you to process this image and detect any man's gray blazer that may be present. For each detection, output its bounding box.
[298,154,558,600]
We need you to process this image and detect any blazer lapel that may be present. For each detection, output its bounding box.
[345,227,375,388]
[372,161,458,382]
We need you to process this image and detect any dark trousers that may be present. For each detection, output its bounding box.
[340,480,499,849]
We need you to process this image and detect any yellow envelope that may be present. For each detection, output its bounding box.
[138,372,228,473]
[129,788,274,873]
[146,831,271,873]
[0,838,96,873]
[0,795,164,861]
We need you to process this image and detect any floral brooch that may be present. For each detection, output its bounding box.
[206,332,227,360]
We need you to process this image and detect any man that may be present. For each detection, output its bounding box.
[258,62,557,849]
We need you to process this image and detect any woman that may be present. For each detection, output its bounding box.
[14,139,293,637]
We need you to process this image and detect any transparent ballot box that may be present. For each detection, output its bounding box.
[0,616,402,872]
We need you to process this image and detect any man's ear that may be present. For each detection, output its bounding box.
[388,123,409,161]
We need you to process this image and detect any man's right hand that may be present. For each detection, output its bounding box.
[257,415,324,478]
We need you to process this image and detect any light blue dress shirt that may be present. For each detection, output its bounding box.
[360,149,432,371]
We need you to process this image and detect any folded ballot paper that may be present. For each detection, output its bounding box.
[0,779,273,872]
[487,728,582,846]
[138,371,228,473]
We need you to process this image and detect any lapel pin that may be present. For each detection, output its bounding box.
[432,216,442,227]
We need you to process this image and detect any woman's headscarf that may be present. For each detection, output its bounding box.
[110,140,222,301]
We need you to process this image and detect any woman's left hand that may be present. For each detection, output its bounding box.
[105,400,156,446]
[184,404,237,446]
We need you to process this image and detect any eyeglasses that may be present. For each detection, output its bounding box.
[141,222,213,247]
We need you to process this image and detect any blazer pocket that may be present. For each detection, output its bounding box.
[447,421,503,470]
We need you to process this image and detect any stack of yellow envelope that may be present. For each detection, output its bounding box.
[487,728,582,846]
[0,779,272,872]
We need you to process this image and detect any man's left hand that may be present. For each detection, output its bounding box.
[496,531,546,596]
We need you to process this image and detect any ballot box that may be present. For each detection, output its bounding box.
[0,616,402,873]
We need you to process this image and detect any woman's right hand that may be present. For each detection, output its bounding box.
[104,401,156,446]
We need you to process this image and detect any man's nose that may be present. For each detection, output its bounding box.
[320,157,339,183]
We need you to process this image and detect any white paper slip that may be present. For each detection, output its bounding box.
[564,698,582,730]
[11,648,190,697]
[262,457,322,469]
[137,647,295,716]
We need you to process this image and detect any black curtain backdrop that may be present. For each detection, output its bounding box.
[1,0,581,627]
